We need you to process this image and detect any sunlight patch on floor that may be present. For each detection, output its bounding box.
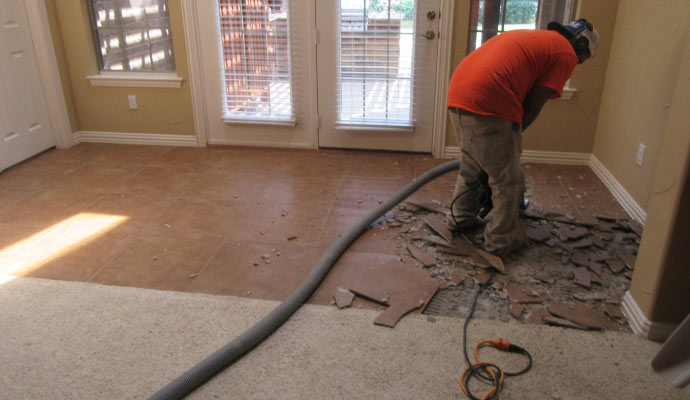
[0,213,128,281]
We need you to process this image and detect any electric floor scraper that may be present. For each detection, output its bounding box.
[451,169,529,227]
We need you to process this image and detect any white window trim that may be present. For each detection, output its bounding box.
[221,115,297,127]
[560,86,577,100]
[87,72,183,88]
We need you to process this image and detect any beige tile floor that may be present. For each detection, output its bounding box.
[0,143,629,304]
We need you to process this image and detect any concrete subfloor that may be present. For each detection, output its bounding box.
[0,277,686,400]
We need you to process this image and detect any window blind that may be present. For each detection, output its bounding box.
[89,0,175,72]
[218,0,294,123]
[337,0,415,129]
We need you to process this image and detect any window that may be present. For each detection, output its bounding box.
[217,0,294,124]
[337,0,415,129]
[467,0,575,53]
[88,0,175,72]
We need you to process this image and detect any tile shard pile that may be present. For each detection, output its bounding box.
[332,199,640,332]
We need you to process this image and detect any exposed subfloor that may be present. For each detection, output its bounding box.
[0,143,637,331]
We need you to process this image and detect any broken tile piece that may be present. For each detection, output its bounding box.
[405,243,435,267]
[589,252,613,263]
[618,252,637,269]
[543,316,588,330]
[590,274,603,286]
[526,225,551,242]
[474,272,493,286]
[571,251,589,267]
[605,258,626,274]
[571,237,592,249]
[594,214,618,222]
[534,274,556,284]
[477,249,505,273]
[548,302,604,330]
[560,254,570,265]
[348,260,439,328]
[591,235,605,249]
[374,298,424,328]
[544,237,559,248]
[504,283,549,303]
[573,293,606,301]
[450,273,464,286]
[559,226,589,241]
[558,241,574,254]
[423,235,453,248]
[526,306,550,325]
[573,267,592,288]
[451,237,477,256]
[603,304,624,319]
[510,303,525,319]
[587,262,603,276]
[423,214,453,244]
[334,287,355,309]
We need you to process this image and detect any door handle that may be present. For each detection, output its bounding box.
[418,30,435,40]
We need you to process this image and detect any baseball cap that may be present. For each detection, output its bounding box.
[548,18,599,57]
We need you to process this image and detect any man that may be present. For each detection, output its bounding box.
[447,19,599,258]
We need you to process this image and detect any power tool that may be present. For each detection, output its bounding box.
[451,170,529,224]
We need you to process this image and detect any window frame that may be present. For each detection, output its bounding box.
[85,0,183,88]
[466,0,577,54]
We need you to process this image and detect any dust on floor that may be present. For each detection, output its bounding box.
[336,198,640,332]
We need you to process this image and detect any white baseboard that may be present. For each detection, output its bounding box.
[443,146,646,224]
[589,155,647,224]
[74,131,199,147]
[621,291,678,342]
[207,139,315,150]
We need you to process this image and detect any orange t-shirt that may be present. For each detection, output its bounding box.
[447,30,577,124]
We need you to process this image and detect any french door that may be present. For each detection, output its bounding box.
[316,0,440,152]
[194,0,441,152]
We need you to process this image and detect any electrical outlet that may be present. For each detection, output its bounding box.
[636,143,646,167]
[128,95,138,110]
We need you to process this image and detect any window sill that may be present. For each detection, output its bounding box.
[86,72,183,88]
[335,122,415,133]
[559,86,577,100]
[222,116,297,127]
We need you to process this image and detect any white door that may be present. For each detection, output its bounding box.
[196,0,316,149]
[316,0,440,152]
[0,0,55,172]
[193,0,440,152]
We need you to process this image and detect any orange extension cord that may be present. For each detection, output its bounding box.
[460,270,533,400]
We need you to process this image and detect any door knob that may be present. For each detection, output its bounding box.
[418,30,435,40]
[427,11,436,20]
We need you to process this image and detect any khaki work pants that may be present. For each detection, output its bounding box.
[449,110,525,255]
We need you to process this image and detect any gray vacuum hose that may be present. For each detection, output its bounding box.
[149,159,460,400]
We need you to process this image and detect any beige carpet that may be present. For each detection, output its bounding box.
[0,276,685,400]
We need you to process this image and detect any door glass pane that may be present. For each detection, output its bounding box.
[218,0,294,122]
[338,0,415,127]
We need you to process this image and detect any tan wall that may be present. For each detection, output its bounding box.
[46,0,194,136]
[630,31,690,324]
[445,0,619,151]
[592,0,690,210]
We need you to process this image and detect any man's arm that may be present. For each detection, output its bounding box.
[521,84,557,131]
